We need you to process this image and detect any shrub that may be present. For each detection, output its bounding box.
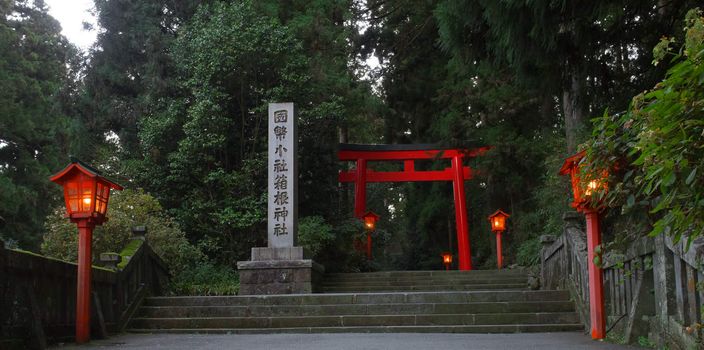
[516,237,541,266]
[168,261,239,296]
[585,9,704,243]
[298,216,334,258]
[41,189,203,274]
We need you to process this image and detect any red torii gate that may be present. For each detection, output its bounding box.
[338,144,491,270]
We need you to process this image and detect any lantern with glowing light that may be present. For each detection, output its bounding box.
[488,210,510,269]
[441,252,453,270]
[361,211,379,259]
[50,158,122,344]
[51,158,123,224]
[363,211,379,231]
[559,151,608,340]
[488,210,509,232]
[558,151,608,212]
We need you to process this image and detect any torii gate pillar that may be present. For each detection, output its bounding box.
[354,159,367,218]
[451,155,471,270]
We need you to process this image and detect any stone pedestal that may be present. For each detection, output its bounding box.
[236,247,324,295]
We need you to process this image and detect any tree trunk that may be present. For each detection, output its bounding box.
[562,67,584,153]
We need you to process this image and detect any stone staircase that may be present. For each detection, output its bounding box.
[321,270,529,293]
[127,270,583,334]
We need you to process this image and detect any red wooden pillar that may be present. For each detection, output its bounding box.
[354,159,367,218]
[75,220,94,343]
[366,232,372,260]
[585,210,605,339]
[451,155,472,270]
[354,159,371,258]
[496,232,503,269]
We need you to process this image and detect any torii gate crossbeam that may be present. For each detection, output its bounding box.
[338,144,490,270]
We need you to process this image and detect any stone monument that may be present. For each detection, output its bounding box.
[237,103,323,295]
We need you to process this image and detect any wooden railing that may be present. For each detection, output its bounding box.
[541,212,704,348]
[0,236,169,349]
[601,236,655,342]
[655,234,704,348]
[540,212,591,326]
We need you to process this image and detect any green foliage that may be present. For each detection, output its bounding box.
[41,189,203,274]
[312,218,383,272]
[40,188,239,296]
[82,0,201,157]
[169,261,239,296]
[135,0,358,266]
[0,0,80,249]
[516,238,541,267]
[434,0,698,152]
[9,0,703,276]
[637,335,657,348]
[586,9,704,242]
[298,216,334,258]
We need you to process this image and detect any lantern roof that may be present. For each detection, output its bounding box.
[50,157,124,190]
[488,209,510,220]
[362,211,380,220]
[558,150,586,175]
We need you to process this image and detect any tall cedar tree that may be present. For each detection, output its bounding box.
[0,0,78,248]
[435,0,700,152]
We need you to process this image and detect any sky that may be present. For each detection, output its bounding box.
[45,0,98,49]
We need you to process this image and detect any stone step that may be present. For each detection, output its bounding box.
[139,301,576,318]
[324,270,527,276]
[324,273,527,281]
[129,268,579,335]
[143,290,571,307]
[130,312,580,329]
[322,284,527,292]
[322,277,528,285]
[127,323,584,334]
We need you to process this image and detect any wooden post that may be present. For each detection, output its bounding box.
[91,292,107,339]
[366,232,372,260]
[452,155,472,270]
[496,232,503,269]
[585,210,605,339]
[354,159,367,218]
[26,285,47,350]
[652,234,672,348]
[75,220,94,344]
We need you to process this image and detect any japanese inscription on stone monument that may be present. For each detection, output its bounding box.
[268,103,297,247]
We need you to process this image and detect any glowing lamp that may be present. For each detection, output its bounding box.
[558,151,608,340]
[488,209,510,233]
[50,157,123,224]
[50,158,122,343]
[361,211,379,260]
[487,209,510,269]
[362,211,379,231]
[558,151,608,212]
[441,252,453,270]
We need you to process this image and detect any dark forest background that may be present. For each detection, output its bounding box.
[1,0,702,279]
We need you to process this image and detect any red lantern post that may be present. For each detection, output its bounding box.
[488,210,510,269]
[50,158,122,344]
[362,211,379,260]
[559,151,608,340]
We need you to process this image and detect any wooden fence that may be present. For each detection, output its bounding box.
[541,212,703,348]
[0,237,169,349]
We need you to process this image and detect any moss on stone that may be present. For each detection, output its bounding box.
[9,248,115,272]
[117,239,143,269]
